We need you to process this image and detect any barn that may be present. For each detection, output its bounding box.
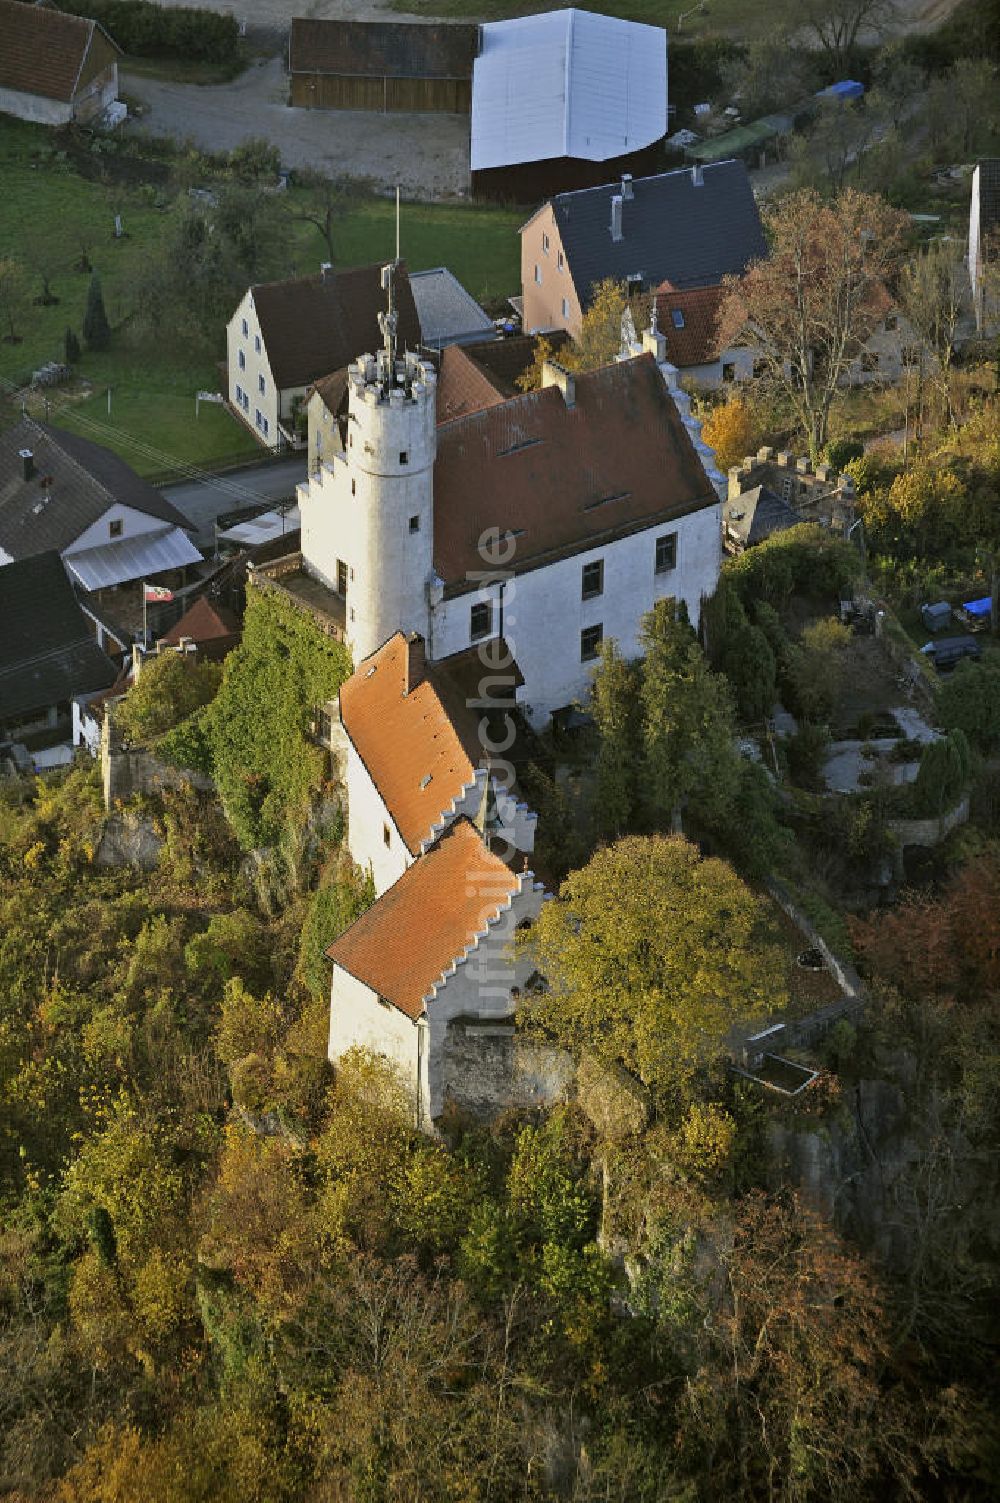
[470,7,668,202]
[288,18,478,115]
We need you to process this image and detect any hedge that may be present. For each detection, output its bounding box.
[56,0,238,62]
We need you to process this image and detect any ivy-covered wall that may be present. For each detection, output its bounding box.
[201,587,352,851]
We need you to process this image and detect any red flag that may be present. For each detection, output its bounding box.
[143,583,174,603]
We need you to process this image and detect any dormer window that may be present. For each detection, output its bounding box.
[671,308,685,329]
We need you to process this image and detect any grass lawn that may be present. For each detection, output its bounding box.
[1,115,522,472]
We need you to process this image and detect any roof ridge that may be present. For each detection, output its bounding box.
[35,422,114,512]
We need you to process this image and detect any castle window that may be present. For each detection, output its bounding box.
[580,623,603,661]
[581,559,604,600]
[409,515,420,533]
[470,601,491,641]
[383,823,391,848]
[400,451,409,465]
[655,533,677,573]
[109,518,123,539]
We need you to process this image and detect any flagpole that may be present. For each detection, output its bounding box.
[142,580,147,651]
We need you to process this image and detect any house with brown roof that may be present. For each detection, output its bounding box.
[331,628,535,895]
[226,262,421,450]
[0,0,120,126]
[326,816,556,1126]
[293,292,725,725]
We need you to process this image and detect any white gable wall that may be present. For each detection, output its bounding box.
[227,290,279,447]
[328,962,421,1102]
[63,503,174,555]
[344,738,413,894]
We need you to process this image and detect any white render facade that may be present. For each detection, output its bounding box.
[226,290,282,447]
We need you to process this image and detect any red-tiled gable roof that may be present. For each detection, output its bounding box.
[310,368,350,419]
[433,352,716,588]
[0,0,114,101]
[437,344,506,423]
[289,18,478,80]
[161,595,241,646]
[250,262,421,392]
[339,631,481,854]
[326,818,520,1020]
[653,283,725,368]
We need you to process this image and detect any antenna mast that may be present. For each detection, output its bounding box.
[378,260,398,383]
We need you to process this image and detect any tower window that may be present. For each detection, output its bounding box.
[655,533,677,573]
[470,601,492,641]
[581,624,603,661]
[351,478,356,496]
[581,559,604,599]
[399,451,409,465]
[409,515,420,533]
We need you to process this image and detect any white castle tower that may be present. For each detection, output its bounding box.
[299,262,437,665]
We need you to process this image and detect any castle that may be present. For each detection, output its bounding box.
[282,268,726,1124]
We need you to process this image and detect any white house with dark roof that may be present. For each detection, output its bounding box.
[970,161,1000,335]
[0,419,199,615]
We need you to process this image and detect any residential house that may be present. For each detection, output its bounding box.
[969,160,1000,335]
[0,0,120,126]
[471,8,668,201]
[521,160,767,338]
[0,549,117,742]
[651,283,757,389]
[226,262,422,449]
[288,18,477,114]
[288,289,724,727]
[0,419,200,643]
[326,816,552,1127]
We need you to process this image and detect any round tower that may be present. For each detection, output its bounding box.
[344,344,437,663]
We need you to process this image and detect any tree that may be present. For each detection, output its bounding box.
[783,0,899,72]
[640,599,742,828]
[927,58,1000,159]
[0,258,30,344]
[718,189,908,457]
[64,327,81,365]
[722,623,777,725]
[115,653,222,745]
[788,96,884,194]
[590,638,641,839]
[514,333,556,393]
[526,835,786,1110]
[227,137,281,185]
[284,168,362,264]
[569,278,631,372]
[701,396,758,472]
[82,271,111,351]
[912,729,971,817]
[937,662,1000,753]
[898,239,966,428]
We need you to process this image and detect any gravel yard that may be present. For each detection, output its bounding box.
[123,57,472,199]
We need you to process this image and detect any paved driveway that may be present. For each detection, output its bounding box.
[123,58,471,199]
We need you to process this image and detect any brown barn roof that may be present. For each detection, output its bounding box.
[249,262,422,392]
[436,344,507,423]
[326,818,520,1020]
[289,18,478,81]
[653,283,726,368]
[339,631,483,855]
[0,0,117,102]
[432,352,717,589]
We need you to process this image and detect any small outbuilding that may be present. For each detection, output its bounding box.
[0,0,120,126]
[289,18,477,114]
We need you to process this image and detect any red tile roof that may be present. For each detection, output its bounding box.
[0,0,116,102]
[432,352,716,588]
[653,283,726,368]
[436,345,506,423]
[326,818,520,1020]
[339,632,482,854]
[161,595,241,647]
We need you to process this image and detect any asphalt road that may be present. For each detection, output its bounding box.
[163,454,306,548]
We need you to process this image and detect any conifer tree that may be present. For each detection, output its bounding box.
[82,271,111,350]
[590,638,641,840]
[64,326,81,364]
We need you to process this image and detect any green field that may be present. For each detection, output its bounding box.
[0,116,521,473]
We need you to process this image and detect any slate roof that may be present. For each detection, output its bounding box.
[326,817,521,1020]
[0,550,117,721]
[339,631,482,855]
[0,418,192,563]
[545,160,767,307]
[433,352,717,588]
[653,283,726,367]
[409,268,495,351]
[288,18,477,80]
[725,485,799,547]
[0,0,117,102]
[248,263,422,392]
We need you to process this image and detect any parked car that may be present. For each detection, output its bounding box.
[920,600,952,633]
[920,635,982,670]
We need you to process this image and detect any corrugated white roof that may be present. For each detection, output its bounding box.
[470,7,667,173]
[64,525,202,592]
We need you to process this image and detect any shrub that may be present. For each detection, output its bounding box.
[912,730,972,817]
[824,437,864,471]
[55,0,239,62]
[937,662,1000,754]
[727,524,861,609]
[722,624,777,725]
[115,653,222,745]
[785,722,830,790]
[228,139,281,185]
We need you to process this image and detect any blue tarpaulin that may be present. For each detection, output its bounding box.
[963,596,992,617]
[817,80,865,100]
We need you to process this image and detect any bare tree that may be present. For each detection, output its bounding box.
[718,188,908,458]
[284,168,366,266]
[898,239,967,428]
[785,0,899,72]
[789,95,884,193]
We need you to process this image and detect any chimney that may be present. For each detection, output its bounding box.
[610,193,623,242]
[690,165,704,187]
[541,359,575,407]
[18,448,34,482]
[404,631,425,695]
[621,173,634,200]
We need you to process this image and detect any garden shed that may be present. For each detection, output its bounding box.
[288,18,477,114]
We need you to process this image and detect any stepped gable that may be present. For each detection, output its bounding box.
[432,351,717,588]
[326,817,520,1019]
[339,631,482,854]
